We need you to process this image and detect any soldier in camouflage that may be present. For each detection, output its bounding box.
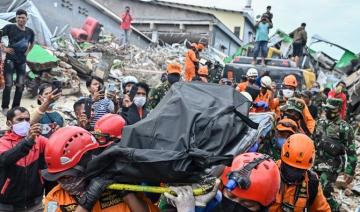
[313,98,357,211]
[147,63,182,110]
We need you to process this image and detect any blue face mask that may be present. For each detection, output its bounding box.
[275,137,287,149]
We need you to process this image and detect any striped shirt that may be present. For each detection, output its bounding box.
[90,98,115,127]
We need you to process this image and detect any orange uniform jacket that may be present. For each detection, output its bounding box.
[44,185,159,212]
[236,81,248,92]
[270,98,315,134]
[251,90,273,113]
[269,162,330,212]
[184,49,198,81]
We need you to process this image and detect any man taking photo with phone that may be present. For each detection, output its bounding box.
[0,9,35,114]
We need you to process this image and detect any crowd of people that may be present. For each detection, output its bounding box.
[0,6,358,212]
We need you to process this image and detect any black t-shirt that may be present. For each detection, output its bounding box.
[1,24,35,63]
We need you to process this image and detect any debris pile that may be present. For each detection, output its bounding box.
[333,134,360,211]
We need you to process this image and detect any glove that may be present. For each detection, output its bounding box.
[194,179,221,207]
[76,176,114,210]
[164,186,195,212]
[255,101,269,109]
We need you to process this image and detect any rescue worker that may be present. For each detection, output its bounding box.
[270,75,315,134]
[42,126,159,212]
[328,81,347,120]
[281,97,313,135]
[251,76,274,113]
[93,113,126,144]
[269,134,331,212]
[164,153,281,212]
[259,118,299,161]
[148,63,181,110]
[193,66,209,83]
[313,98,357,211]
[236,68,259,92]
[184,43,199,81]
[0,107,47,211]
[217,152,281,211]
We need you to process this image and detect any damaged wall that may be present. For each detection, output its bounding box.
[31,0,151,48]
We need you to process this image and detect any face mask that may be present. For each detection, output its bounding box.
[167,74,180,85]
[59,176,86,196]
[282,89,294,98]
[133,96,146,108]
[275,137,287,149]
[325,110,338,120]
[12,121,31,137]
[280,163,305,184]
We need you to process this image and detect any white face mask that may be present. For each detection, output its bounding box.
[282,89,294,98]
[133,96,146,108]
[12,121,31,137]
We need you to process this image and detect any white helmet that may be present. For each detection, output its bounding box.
[261,76,272,88]
[246,68,258,77]
[122,76,138,89]
[240,91,253,102]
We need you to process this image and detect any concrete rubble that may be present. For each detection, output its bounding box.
[333,136,360,211]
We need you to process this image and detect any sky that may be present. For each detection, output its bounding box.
[163,0,360,58]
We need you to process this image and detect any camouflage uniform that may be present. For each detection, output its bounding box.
[311,92,327,116]
[147,81,171,110]
[313,98,357,211]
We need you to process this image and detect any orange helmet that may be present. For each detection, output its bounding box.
[281,134,315,170]
[276,118,298,134]
[197,43,205,50]
[221,153,280,206]
[94,114,126,145]
[198,66,209,76]
[167,63,182,75]
[283,75,298,88]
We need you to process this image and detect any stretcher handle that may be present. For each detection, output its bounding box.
[107,183,214,196]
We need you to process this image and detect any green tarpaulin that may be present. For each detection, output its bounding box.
[26,44,59,71]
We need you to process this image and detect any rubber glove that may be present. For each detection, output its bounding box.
[255,101,269,109]
[194,179,221,207]
[164,186,195,212]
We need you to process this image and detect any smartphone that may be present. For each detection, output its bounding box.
[107,83,115,93]
[84,98,92,119]
[52,80,62,94]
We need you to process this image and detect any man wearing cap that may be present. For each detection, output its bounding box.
[259,118,299,161]
[281,97,314,135]
[313,98,357,211]
[148,63,182,110]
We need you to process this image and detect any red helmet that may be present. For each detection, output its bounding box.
[44,126,99,175]
[221,153,280,206]
[94,114,126,145]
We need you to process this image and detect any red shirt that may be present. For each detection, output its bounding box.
[121,13,132,30]
[328,89,347,120]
